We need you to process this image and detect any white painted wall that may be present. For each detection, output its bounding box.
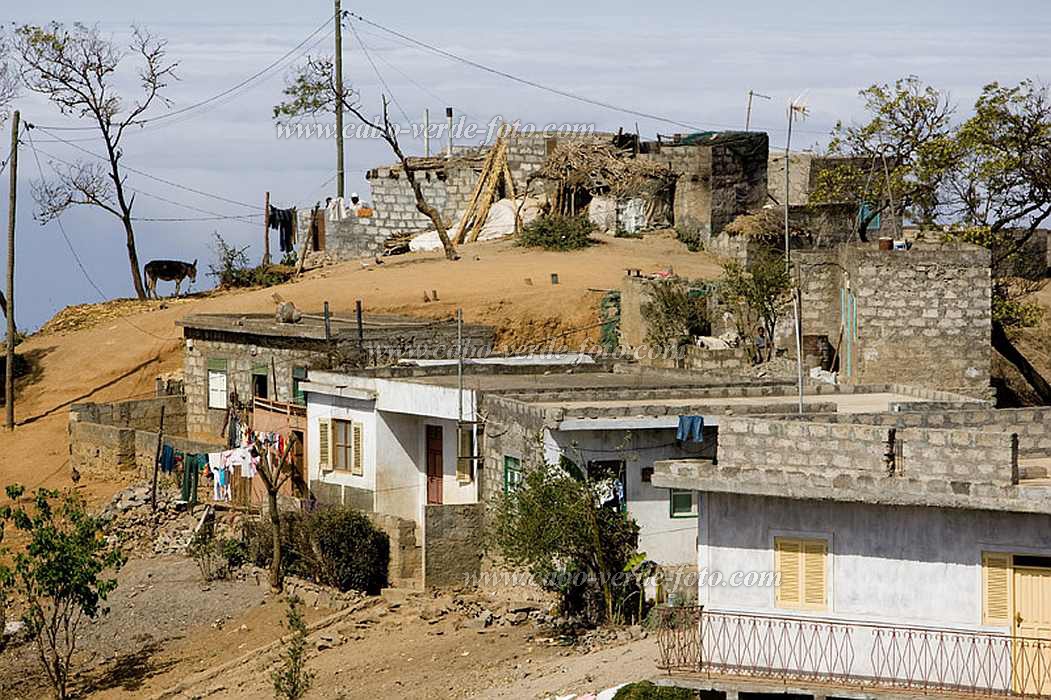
[701,492,1051,631]
[375,411,420,524]
[543,427,714,566]
[306,392,377,494]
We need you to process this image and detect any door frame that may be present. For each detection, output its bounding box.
[425,424,443,505]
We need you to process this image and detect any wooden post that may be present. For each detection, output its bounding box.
[355,299,364,353]
[262,191,270,265]
[151,404,166,512]
[323,301,332,342]
[5,110,18,431]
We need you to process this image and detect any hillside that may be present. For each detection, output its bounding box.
[0,232,721,503]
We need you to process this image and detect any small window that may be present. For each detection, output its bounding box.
[860,202,881,231]
[332,419,364,476]
[251,365,269,399]
[504,456,522,494]
[292,367,308,405]
[457,426,476,484]
[775,537,828,611]
[669,489,697,518]
[207,358,228,410]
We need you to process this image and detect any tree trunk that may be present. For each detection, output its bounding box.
[404,169,458,261]
[121,215,147,299]
[268,488,283,592]
[992,322,1051,404]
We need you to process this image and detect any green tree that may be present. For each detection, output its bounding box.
[491,441,640,626]
[641,278,711,353]
[272,596,315,700]
[811,76,956,237]
[0,485,125,700]
[15,23,177,299]
[718,249,793,362]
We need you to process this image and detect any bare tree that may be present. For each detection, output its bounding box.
[0,28,17,126]
[253,436,298,592]
[15,23,177,299]
[275,56,459,261]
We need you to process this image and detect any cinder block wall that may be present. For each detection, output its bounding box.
[846,244,991,394]
[423,503,483,588]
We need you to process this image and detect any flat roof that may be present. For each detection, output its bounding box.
[534,392,924,414]
[177,312,491,340]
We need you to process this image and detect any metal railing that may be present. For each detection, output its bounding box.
[656,606,1051,697]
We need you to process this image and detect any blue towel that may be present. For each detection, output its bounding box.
[677,416,704,443]
[160,444,175,473]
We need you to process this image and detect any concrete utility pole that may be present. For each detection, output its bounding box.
[446,107,454,159]
[745,90,771,132]
[784,98,808,415]
[6,110,19,431]
[334,0,346,199]
[424,108,430,157]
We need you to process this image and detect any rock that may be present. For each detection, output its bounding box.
[507,612,529,626]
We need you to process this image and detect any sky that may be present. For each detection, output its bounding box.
[2,0,1050,332]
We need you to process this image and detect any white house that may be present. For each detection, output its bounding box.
[652,406,1051,698]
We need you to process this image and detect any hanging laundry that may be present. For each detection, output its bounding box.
[676,415,705,443]
[326,197,349,222]
[268,205,297,252]
[181,454,201,504]
[160,444,176,474]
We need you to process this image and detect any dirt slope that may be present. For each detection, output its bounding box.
[0,232,721,502]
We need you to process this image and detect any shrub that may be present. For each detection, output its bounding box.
[209,232,295,290]
[675,223,704,252]
[189,531,246,581]
[613,681,695,699]
[247,507,389,594]
[272,596,314,700]
[519,214,595,251]
[642,278,712,352]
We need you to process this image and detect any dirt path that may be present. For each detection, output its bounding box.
[1,232,719,507]
[160,589,660,700]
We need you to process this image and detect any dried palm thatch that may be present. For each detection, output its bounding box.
[537,141,677,202]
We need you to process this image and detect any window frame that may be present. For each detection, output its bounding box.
[669,489,698,518]
[292,366,308,405]
[774,536,829,612]
[503,456,522,494]
[331,418,363,476]
[207,358,228,410]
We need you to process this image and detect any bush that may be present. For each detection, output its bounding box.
[189,532,247,581]
[613,681,695,699]
[272,596,315,700]
[642,278,712,352]
[248,507,389,594]
[675,223,704,252]
[208,232,295,290]
[519,214,595,251]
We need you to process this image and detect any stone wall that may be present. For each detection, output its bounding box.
[69,415,221,479]
[845,244,991,394]
[369,512,422,587]
[70,396,186,433]
[654,416,1034,513]
[423,503,484,589]
[639,132,768,236]
[647,346,751,373]
[310,479,375,512]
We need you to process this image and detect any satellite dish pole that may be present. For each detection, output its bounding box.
[745,90,771,131]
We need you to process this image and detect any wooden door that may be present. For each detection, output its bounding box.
[426,425,443,505]
[1014,566,1051,695]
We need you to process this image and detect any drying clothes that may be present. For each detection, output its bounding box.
[181,454,201,504]
[159,444,175,474]
[676,415,705,444]
[268,205,296,253]
[326,197,349,222]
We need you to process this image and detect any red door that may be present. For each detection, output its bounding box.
[426,425,443,504]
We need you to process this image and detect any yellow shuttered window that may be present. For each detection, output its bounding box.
[317,418,332,471]
[351,422,364,476]
[775,537,828,611]
[982,552,1012,626]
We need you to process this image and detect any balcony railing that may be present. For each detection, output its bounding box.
[656,607,1051,697]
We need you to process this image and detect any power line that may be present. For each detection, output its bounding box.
[348,22,412,124]
[31,126,258,211]
[27,142,260,226]
[32,15,337,134]
[24,128,188,342]
[348,13,725,134]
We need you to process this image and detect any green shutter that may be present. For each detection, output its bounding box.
[207,358,228,372]
[251,364,269,376]
[503,456,522,494]
[292,367,307,405]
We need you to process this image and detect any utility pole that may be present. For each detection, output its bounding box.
[745,90,771,131]
[262,191,270,265]
[6,110,19,430]
[784,98,808,415]
[334,0,346,199]
[446,107,454,159]
[424,108,431,157]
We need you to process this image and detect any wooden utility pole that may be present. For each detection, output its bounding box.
[745,90,771,132]
[5,110,19,431]
[151,404,167,511]
[334,0,346,199]
[262,191,271,265]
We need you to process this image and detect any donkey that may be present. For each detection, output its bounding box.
[144,259,197,299]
